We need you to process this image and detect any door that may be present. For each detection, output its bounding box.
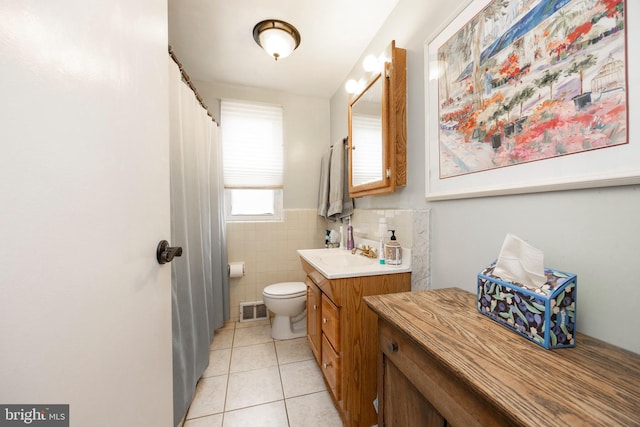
[0,1,173,426]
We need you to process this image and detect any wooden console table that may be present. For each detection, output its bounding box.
[364,288,640,426]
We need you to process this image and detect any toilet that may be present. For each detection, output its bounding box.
[262,282,307,340]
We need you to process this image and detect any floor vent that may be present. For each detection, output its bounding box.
[240,301,268,322]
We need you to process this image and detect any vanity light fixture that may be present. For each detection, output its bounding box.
[346,52,390,93]
[345,79,359,94]
[362,55,379,73]
[253,19,301,61]
[345,78,367,95]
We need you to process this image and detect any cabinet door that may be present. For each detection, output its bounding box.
[306,279,321,364]
[381,357,446,427]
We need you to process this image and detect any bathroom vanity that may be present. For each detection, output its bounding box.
[298,248,411,427]
[365,288,640,427]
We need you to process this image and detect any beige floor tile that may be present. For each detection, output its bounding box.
[211,329,234,350]
[285,391,342,427]
[274,337,313,365]
[186,375,228,420]
[187,321,342,427]
[221,400,288,426]
[203,348,232,378]
[184,413,223,427]
[225,366,283,412]
[216,321,237,332]
[230,342,277,373]
[233,325,273,347]
[279,359,326,398]
[235,318,271,329]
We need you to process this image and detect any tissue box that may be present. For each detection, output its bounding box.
[477,262,577,349]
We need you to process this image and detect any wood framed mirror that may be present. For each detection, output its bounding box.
[348,41,406,198]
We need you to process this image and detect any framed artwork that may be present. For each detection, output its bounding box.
[425,0,637,200]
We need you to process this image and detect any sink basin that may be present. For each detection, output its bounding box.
[297,247,411,279]
[319,252,375,267]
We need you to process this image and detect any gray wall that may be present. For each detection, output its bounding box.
[331,0,640,353]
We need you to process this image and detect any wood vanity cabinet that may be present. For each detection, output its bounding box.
[300,258,411,427]
[365,288,640,427]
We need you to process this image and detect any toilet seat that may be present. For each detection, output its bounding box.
[263,282,306,299]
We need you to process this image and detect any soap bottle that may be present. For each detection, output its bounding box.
[385,230,402,265]
[378,218,387,264]
[346,217,355,250]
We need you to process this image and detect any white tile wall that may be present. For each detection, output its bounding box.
[348,208,414,248]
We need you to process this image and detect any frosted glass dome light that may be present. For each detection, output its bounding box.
[253,19,301,61]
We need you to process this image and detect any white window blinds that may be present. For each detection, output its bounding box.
[221,100,283,189]
[351,114,383,185]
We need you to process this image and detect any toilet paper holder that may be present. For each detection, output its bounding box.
[228,262,245,278]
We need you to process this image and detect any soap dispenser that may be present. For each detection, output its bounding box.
[384,230,402,265]
[346,217,355,250]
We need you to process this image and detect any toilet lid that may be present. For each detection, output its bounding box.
[263,282,306,298]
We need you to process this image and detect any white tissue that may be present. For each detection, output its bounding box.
[493,233,546,288]
[229,262,245,278]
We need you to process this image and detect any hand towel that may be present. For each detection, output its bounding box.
[317,149,331,219]
[327,141,344,218]
[337,140,354,219]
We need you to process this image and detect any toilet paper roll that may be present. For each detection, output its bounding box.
[228,262,245,278]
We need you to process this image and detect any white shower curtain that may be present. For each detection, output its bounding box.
[169,59,229,426]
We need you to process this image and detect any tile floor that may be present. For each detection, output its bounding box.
[182,319,343,427]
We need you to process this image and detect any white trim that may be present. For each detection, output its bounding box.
[224,188,283,222]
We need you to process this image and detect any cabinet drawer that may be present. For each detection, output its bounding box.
[321,294,340,352]
[322,333,341,401]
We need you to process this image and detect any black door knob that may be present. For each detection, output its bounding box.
[156,240,183,264]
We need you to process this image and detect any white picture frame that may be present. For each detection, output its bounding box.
[425,0,637,201]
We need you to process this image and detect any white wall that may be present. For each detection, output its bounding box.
[194,81,331,208]
[331,0,640,354]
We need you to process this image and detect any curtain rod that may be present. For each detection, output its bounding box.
[168,45,217,124]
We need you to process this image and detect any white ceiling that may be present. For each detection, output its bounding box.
[168,0,400,99]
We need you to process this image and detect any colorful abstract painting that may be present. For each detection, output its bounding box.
[436,0,627,179]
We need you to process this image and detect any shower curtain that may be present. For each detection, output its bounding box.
[169,59,229,426]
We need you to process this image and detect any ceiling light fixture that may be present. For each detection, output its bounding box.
[253,19,301,61]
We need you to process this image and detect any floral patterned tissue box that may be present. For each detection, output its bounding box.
[477,262,577,349]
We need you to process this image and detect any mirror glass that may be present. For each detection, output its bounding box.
[350,74,383,187]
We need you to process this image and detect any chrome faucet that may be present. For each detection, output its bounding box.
[351,245,377,258]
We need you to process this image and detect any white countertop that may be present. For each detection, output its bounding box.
[297,247,412,279]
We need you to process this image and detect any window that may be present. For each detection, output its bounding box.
[221,99,284,221]
[351,114,383,184]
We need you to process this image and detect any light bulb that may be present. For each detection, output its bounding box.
[363,55,378,73]
[345,79,359,94]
